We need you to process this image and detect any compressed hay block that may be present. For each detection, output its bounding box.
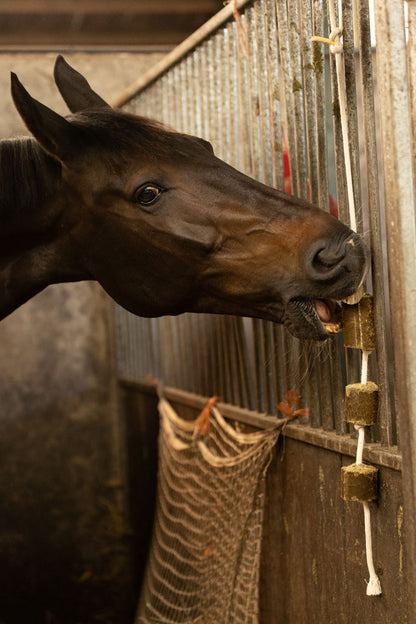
[342,293,376,351]
[341,463,378,502]
[344,382,379,425]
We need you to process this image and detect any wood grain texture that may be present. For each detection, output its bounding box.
[121,386,409,623]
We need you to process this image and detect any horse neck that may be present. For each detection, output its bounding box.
[0,137,61,247]
[0,138,89,321]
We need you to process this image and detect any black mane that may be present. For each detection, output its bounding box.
[0,137,60,225]
[0,112,206,227]
[70,110,208,161]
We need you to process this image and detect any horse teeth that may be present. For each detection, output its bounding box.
[324,322,342,334]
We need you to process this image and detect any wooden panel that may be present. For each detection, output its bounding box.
[261,438,408,623]
[120,386,409,623]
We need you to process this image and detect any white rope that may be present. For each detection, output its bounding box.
[312,0,381,596]
[312,0,356,231]
[363,501,382,595]
[355,349,381,595]
[355,426,365,466]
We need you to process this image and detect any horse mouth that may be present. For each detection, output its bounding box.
[285,297,342,340]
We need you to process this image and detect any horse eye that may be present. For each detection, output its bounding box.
[133,184,164,207]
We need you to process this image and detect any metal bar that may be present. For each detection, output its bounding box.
[300,0,319,205]
[226,20,240,170]
[374,0,416,608]
[245,5,263,180]
[112,0,254,107]
[120,380,402,472]
[111,0,403,463]
[264,0,284,189]
[356,0,396,445]
[312,0,331,212]
[341,0,363,233]
[327,0,348,223]
[409,0,416,180]
[254,0,274,184]
[275,0,298,195]
[287,0,308,199]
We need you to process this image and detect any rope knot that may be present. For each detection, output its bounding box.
[329,27,343,54]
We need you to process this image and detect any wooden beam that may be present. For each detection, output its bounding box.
[0,0,220,15]
[119,380,403,472]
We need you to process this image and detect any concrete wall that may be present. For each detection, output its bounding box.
[0,52,163,624]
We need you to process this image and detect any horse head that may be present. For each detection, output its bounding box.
[2,56,367,340]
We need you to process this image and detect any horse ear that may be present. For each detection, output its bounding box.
[11,72,83,163]
[54,55,110,113]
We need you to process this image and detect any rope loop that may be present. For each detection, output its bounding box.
[311,27,343,55]
[329,27,343,54]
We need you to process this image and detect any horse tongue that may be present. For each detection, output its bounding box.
[314,299,332,323]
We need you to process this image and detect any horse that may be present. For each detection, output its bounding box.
[1,55,367,341]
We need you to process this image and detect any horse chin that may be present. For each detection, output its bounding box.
[284,297,343,341]
[192,294,344,341]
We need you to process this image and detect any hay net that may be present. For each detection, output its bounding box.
[136,397,279,624]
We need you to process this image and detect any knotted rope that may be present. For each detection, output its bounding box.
[312,0,382,597]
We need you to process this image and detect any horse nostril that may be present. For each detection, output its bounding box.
[314,246,346,269]
[306,238,350,279]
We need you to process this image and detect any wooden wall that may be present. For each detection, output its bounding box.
[120,383,409,624]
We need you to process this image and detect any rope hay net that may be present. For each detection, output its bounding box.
[136,398,280,624]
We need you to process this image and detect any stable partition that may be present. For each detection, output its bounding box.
[113,0,416,621]
[114,0,401,453]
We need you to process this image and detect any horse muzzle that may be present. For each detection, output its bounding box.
[284,231,369,340]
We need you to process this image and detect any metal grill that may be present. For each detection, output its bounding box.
[114,0,415,448]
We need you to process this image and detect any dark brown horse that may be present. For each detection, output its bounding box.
[2,56,367,340]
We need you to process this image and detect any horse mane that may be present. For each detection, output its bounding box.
[0,112,203,226]
[0,137,60,225]
[71,110,200,161]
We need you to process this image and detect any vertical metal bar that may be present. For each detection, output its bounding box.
[408,0,416,181]
[200,42,211,142]
[205,316,216,397]
[312,0,331,211]
[275,0,299,195]
[265,0,284,190]
[327,0,348,222]
[299,0,319,204]
[374,0,416,608]
[245,5,263,181]
[231,317,253,409]
[235,11,253,175]
[262,321,278,416]
[192,50,203,138]
[254,0,274,184]
[226,21,239,170]
[184,54,195,136]
[342,0,363,233]
[355,0,396,445]
[252,319,267,413]
[214,316,224,398]
[207,38,218,151]
[213,32,224,159]
[221,26,232,166]
[287,0,308,199]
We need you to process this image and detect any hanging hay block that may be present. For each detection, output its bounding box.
[136,398,279,624]
[342,293,376,350]
[344,382,379,425]
[341,463,379,502]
